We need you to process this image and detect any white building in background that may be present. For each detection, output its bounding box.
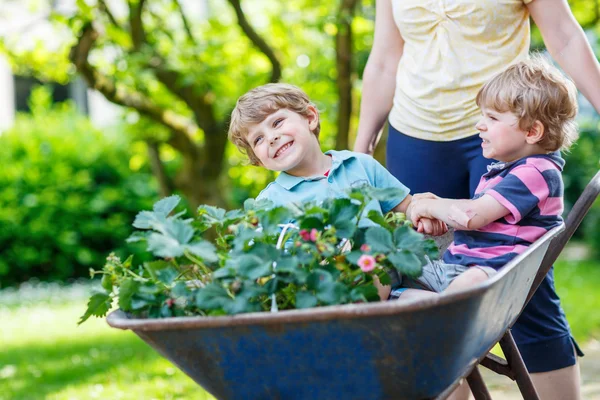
[0,0,209,132]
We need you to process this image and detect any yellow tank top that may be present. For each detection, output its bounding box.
[389,0,533,141]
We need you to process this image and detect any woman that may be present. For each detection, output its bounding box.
[355,1,600,398]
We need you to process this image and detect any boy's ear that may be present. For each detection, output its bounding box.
[526,120,544,145]
[307,105,319,130]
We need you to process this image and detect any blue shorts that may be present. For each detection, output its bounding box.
[387,124,583,373]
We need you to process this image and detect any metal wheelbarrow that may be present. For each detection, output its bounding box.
[107,170,600,399]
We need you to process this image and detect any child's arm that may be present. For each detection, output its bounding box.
[393,195,447,236]
[409,194,510,230]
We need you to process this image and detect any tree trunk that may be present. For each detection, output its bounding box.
[335,0,357,150]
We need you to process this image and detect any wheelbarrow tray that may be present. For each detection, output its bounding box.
[107,225,563,400]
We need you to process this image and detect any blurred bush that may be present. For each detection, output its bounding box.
[563,116,600,256]
[0,87,158,287]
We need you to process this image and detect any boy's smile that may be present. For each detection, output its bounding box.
[247,107,330,176]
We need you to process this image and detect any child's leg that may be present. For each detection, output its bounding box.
[444,268,490,293]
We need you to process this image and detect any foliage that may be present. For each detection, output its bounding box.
[563,116,600,255]
[0,0,376,208]
[0,87,158,286]
[80,188,438,323]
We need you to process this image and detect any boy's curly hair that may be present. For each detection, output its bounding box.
[476,55,578,152]
[228,83,321,165]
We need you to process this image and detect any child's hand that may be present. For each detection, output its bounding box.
[417,217,448,236]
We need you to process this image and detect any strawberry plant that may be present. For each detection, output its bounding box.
[79,186,438,324]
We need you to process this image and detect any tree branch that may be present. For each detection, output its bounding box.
[128,0,147,50]
[69,23,199,153]
[146,140,173,197]
[226,0,281,82]
[98,0,121,30]
[123,0,218,136]
[335,0,358,150]
[173,0,197,46]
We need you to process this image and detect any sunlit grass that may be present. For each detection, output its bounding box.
[0,301,214,400]
[554,257,600,342]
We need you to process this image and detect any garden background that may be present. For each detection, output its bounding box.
[0,0,599,398]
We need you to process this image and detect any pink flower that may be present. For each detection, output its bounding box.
[310,228,319,242]
[299,229,311,241]
[357,254,376,273]
[360,244,371,252]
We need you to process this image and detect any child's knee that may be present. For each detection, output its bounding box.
[446,268,490,292]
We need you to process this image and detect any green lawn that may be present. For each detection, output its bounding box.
[1,254,598,399]
[554,257,600,342]
[0,289,214,400]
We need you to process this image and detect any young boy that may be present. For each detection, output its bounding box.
[227,82,446,236]
[405,56,583,399]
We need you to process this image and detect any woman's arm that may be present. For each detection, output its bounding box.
[354,0,404,154]
[529,0,600,113]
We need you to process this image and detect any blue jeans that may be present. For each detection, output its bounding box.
[386,124,582,372]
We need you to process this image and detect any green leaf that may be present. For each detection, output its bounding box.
[118,278,140,311]
[78,292,112,325]
[195,283,231,310]
[388,250,422,278]
[258,206,293,235]
[198,205,227,223]
[316,282,348,304]
[163,219,194,244]
[237,254,272,280]
[350,285,380,302]
[147,232,184,257]
[186,241,218,263]
[306,269,333,291]
[345,250,364,265]
[333,220,356,239]
[329,198,359,225]
[366,209,391,230]
[296,291,318,308]
[424,239,440,260]
[143,260,170,280]
[378,271,392,286]
[299,216,324,231]
[244,198,274,211]
[126,231,151,243]
[132,210,166,230]
[155,266,178,285]
[153,195,181,215]
[365,226,395,253]
[394,225,423,251]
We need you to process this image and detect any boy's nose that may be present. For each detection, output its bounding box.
[269,135,280,145]
[475,119,485,131]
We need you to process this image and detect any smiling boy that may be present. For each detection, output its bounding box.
[228,83,446,235]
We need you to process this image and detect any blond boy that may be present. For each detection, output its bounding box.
[228,83,446,235]
[406,56,582,399]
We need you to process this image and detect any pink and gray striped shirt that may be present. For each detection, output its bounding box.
[443,153,565,270]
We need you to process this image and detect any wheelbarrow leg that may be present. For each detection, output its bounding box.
[499,330,540,400]
[466,366,492,400]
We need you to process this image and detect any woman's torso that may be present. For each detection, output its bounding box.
[389,0,533,141]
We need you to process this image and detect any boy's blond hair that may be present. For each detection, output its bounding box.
[476,55,578,152]
[228,83,321,165]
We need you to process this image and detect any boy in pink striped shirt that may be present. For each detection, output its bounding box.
[400,56,583,397]
[406,56,578,294]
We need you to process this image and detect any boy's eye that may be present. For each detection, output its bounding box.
[253,136,263,146]
[273,118,283,128]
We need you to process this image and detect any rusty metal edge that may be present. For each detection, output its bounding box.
[106,225,563,332]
